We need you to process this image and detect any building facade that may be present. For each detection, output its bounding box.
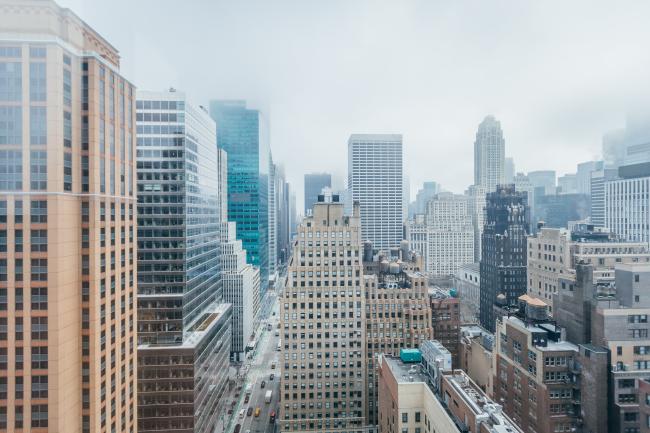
[423,193,474,276]
[209,100,270,293]
[348,134,403,250]
[454,263,480,323]
[363,252,433,427]
[479,185,529,332]
[136,90,232,433]
[590,167,618,227]
[429,288,460,367]
[605,164,650,245]
[304,173,331,215]
[473,115,505,192]
[221,221,260,361]
[466,184,487,262]
[280,197,367,433]
[0,1,138,431]
[494,300,582,433]
[527,227,572,312]
[527,170,556,196]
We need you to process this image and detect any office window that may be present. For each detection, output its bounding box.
[64,152,72,191]
[31,200,47,223]
[0,61,22,101]
[30,106,47,145]
[31,229,47,252]
[31,258,47,282]
[0,106,23,145]
[0,150,22,190]
[30,150,47,190]
[14,200,22,223]
[29,62,46,101]
[63,110,72,147]
[31,287,47,310]
[81,155,89,192]
[31,346,47,369]
[31,375,48,398]
[31,405,48,428]
[63,68,71,107]
[31,316,47,340]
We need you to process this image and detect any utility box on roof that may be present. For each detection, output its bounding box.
[399,348,421,363]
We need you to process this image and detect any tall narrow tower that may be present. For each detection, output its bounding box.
[479,185,529,332]
[474,116,505,192]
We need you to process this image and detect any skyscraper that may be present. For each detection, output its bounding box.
[0,2,137,431]
[210,100,270,293]
[412,181,440,215]
[528,170,557,195]
[466,184,487,262]
[605,164,650,244]
[505,157,515,183]
[479,185,529,332]
[473,116,505,192]
[348,134,404,250]
[136,90,232,433]
[304,173,332,214]
[280,197,367,432]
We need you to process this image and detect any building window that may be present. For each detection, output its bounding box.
[30,150,47,190]
[31,287,47,310]
[64,152,72,191]
[63,68,71,107]
[31,229,47,252]
[31,259,47,282]
[30,106,47,145]
[0,150,22,190]
[63,110,72,147]
[0,61,22,101]
[29,61,46,101]
[31,316,47,340]
[31,404,48,428]
[31,375,48,398]
[30,200,47,223]
[0,106,23,143]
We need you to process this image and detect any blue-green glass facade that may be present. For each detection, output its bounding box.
[209,100,269,293]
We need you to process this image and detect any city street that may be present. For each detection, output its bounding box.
[219,279,284,433]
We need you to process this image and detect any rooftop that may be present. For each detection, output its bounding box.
[384,356,429,384]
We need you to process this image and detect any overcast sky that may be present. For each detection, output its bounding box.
[60,0,650,209]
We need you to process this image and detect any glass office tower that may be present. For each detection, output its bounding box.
[209,100,270,294]
[136,90,231,433]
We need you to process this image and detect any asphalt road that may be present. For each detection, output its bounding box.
[225,284,283,433]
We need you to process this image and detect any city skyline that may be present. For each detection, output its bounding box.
[54,0,650,209]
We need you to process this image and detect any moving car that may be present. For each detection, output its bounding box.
[270,411,276,423]
[265,390,273,403]
[270,373,275,381]
[254,407,261,417]
[261,380,266,388]
[247,407,253,417]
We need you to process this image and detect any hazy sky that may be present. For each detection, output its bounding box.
[60,0,650,209]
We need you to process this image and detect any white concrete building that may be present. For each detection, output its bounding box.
[455,263,481,322]
[466,184,487,262]
[425,193,474,276]
[605,172,650,245]
[348,134,403,250]
[221,221,261,361]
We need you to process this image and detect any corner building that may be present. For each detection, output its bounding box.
[280,197,367,433]
[0,1,137,431]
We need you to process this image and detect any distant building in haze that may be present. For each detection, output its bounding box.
[210,99,271,294]
[348,134,404,250]
[303,172,331,214]
[474,115,505,192]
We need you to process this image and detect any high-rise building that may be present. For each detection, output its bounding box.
[527,170,557,196]
[411,181,440,216]
[221,221,260,361]
[466,184,487,262]
[531,193,590,230]
[136,90,232,433]
[459,325,494,395]
[493,297,583,433]
[362,251,433,427]
[505,157,515,183]
[0,2,137,431]
[303,173,331,215]
[576,160,603,194]
[209,100,270,293]
[269,158,278,277]
[590,167,618,227]
[557,173,577,194]
[605,163,650,244]
[280,196,367,432]
[603,128,627,169]
[473,115,505,192]
[348,134,403,250]
[479,185,529,332]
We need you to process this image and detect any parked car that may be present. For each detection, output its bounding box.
[247,407,253,417]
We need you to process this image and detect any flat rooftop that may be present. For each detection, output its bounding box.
[384,357,428,384]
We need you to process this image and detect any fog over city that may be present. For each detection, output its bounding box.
[59,0,650,208]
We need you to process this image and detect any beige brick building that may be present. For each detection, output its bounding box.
[363,253,433,427]
[0,1,137,431]
[280,197,366,433]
